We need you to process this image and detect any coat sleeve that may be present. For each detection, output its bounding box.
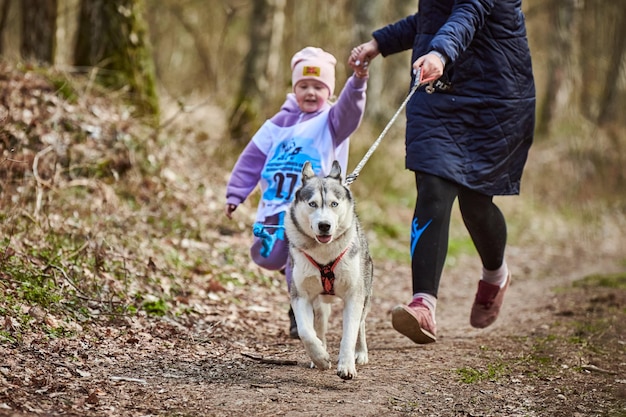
[372,14,419,57]
[429,0,495,63]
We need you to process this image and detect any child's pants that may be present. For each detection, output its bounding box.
[250,212,293,288]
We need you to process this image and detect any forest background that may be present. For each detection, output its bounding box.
[0,0,624,332]
[1,0,626,206]
[0,0,624,343]
[0,0,626,415]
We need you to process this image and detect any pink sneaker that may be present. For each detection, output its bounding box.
[470,272,511,329]
[391,298,437,344]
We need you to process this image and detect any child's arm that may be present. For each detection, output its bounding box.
[328,74,368,145]
[225,142,266,218]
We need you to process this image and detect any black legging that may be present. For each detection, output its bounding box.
[411,172,507,296]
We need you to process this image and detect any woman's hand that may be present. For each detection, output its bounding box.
[413,52,445,84]
[349,39,380,78]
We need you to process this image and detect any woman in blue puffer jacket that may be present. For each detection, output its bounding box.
[350,0,535,344]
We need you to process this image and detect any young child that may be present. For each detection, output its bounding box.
[224,46,369,338]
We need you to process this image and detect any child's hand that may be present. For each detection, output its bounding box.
[350,59,369,79]
[225,203,237,219]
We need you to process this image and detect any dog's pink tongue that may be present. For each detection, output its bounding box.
[316,235,332,244]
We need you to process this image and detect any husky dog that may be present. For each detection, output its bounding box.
[285,160,373,380]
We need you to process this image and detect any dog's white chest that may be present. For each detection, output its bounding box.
[294,252,360,298]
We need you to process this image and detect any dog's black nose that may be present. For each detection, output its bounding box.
[317,222,331,233]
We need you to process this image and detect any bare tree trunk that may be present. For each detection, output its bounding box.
[578,0,626,125]
[352,0,382,117]
[0,0,11,55]
[228,0,274,142]
[20,0,57,64]
[266,0,285,92]
[168,4,215,90]
[578,0,595,121]
[536,0,574,137]
[597,2,626,126]
[74,0,159,119]
[358,0,415,124]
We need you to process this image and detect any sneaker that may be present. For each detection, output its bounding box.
[470,272,511,329]
[391,298,437,344]
[288,306,299,339]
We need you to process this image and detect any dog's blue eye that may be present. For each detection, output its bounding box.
[330,201,338,208]
[309,202,317,208]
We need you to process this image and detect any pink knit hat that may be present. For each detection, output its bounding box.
[291,47,337,95]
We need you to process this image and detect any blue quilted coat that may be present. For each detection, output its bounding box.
[373,0,536,195]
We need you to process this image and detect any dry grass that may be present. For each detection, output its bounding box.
[1,59,626,417]
[1,61,625,340]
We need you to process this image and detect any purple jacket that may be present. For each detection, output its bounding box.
[226,75,367,213]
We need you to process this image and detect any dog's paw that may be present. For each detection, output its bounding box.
[308,343,331,370]
[310,353,332,371]
[336,363,357,380]
[355,350,369,365]
[303,340,331,370]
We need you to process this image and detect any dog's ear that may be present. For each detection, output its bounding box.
[301,161,315,182]
[328,160,342,182]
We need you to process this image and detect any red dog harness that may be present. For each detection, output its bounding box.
[301,244,352,295]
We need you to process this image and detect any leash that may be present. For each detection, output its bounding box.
[344,68,434,186]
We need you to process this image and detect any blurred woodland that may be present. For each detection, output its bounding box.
[1,0,625,198]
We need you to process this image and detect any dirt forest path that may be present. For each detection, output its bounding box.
[1,62,624,417]
[53,242,622,417]
[1,222,624,417]
[192,249,621,417]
